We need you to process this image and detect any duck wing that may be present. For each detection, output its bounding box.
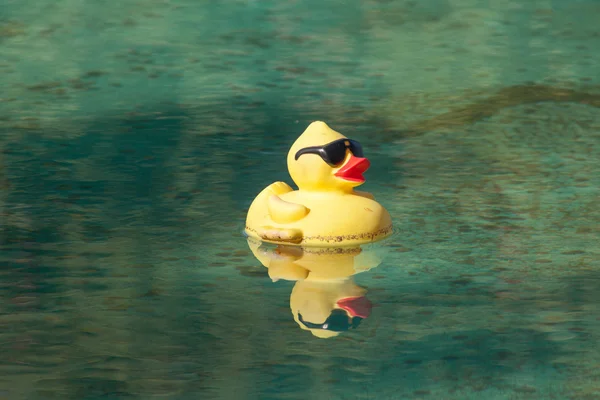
[258,195,308,243]
[267,194,309,224]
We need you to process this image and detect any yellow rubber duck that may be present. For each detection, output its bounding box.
[245,121,393,246]
[246,237,388,338]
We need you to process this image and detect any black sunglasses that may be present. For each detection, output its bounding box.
[294,138,364,167]
[298,309,363,332]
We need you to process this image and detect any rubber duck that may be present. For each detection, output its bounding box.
[247,237,388,338]
[245,121,393,247]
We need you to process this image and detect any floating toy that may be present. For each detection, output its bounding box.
[244,121,392,246]
[247,238,388,338]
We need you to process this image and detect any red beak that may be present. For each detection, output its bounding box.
[334,156,370,182]
[337,296,372,318]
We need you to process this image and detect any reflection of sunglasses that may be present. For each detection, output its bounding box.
[294,138,364,167]
[298,309,363,332]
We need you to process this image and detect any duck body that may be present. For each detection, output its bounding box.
[244,121,393,247]
[245,184,392,246]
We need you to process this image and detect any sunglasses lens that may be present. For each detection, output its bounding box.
[350,140,364,157]
[298,310,362,332]
[325,140,349,166]
[327,315,350,332]
[351,317,363,329]
[325,310,352,331]
[296,139,364,167]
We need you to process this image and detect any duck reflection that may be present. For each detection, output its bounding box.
[246,238,387,338]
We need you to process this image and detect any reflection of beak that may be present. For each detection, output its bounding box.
[334,156,370,182]
[336,296,372,318]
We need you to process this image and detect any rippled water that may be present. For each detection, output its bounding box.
[2,0,600,399]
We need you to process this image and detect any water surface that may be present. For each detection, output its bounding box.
[1,0,600,399]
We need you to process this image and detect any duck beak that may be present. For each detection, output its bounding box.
[334,156,370,182]
[337,296,372,318]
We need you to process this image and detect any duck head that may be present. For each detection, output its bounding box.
[287,121,371,192]
[291,279,372,339]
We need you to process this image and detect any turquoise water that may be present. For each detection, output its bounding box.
[2,0,600,399]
